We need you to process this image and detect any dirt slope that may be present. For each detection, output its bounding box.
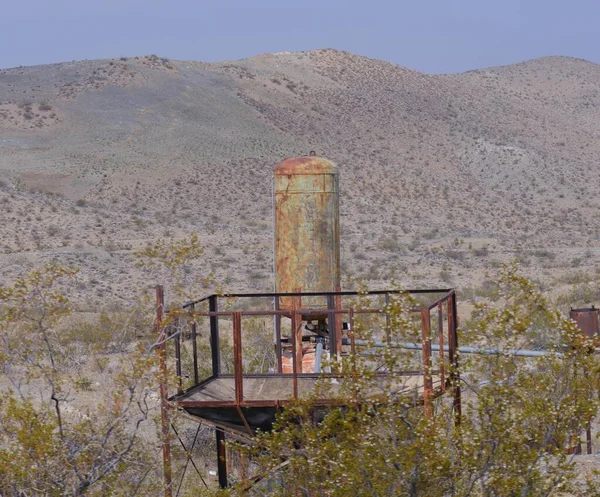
[1,50,600,308]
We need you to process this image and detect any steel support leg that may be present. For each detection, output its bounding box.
[216,429,228,489]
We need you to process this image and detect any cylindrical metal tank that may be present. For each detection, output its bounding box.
[274,155,340,310]
[570,307,599,338]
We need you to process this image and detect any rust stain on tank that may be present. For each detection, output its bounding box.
[274,156,340,310]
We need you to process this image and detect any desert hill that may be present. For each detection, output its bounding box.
[1,50,600,308]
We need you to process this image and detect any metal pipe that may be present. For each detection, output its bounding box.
[343,339,564,357]
[314,342,323,373]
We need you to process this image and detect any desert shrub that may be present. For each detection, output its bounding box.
[556,281,600,308]
[0,265,161,495]
[473,245,489,257]
[445,249,465,261]
[460,279,497,301]
[224,264,600,496]
[377,235,402,252]
[532,249,556,260]
[60,308,150,353]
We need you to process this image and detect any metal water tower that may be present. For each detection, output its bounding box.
[273,155,340,309]
[155,154,461,492]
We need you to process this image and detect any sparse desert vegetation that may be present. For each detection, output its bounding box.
[2,49,600,493]
[1,50,600,311]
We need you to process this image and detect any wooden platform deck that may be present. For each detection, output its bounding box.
[179,373,441,404]
[174,373,442,433]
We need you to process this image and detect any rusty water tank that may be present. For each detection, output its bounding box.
[274,155,340,309]
[570,307,599,338]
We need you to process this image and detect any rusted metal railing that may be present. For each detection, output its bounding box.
[166,289,460,416]
[157,287,461,491]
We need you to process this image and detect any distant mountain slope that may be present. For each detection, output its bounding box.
[1,50,599,307]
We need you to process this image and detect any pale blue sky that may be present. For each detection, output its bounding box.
[2,0,598,73]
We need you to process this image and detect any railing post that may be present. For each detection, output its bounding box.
[348,309,356,356]
[175,316,183,394]
[385,293,391,345]
[421,308,433,418]
[216,428,228,489]
[348,308,358,401]
[209,296,220,377]
[274,296,283,374]
[334,287,343,358]
[156,285,173,497]
[291,295,302,399]
[327,294,337,358]
[448,291,461,424]
[232,312,243,405]
[438,302,445,388]
[189,304,199,386]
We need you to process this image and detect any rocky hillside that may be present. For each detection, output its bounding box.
[1,50,600,308]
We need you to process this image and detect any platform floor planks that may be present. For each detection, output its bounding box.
[177,374,442,404]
